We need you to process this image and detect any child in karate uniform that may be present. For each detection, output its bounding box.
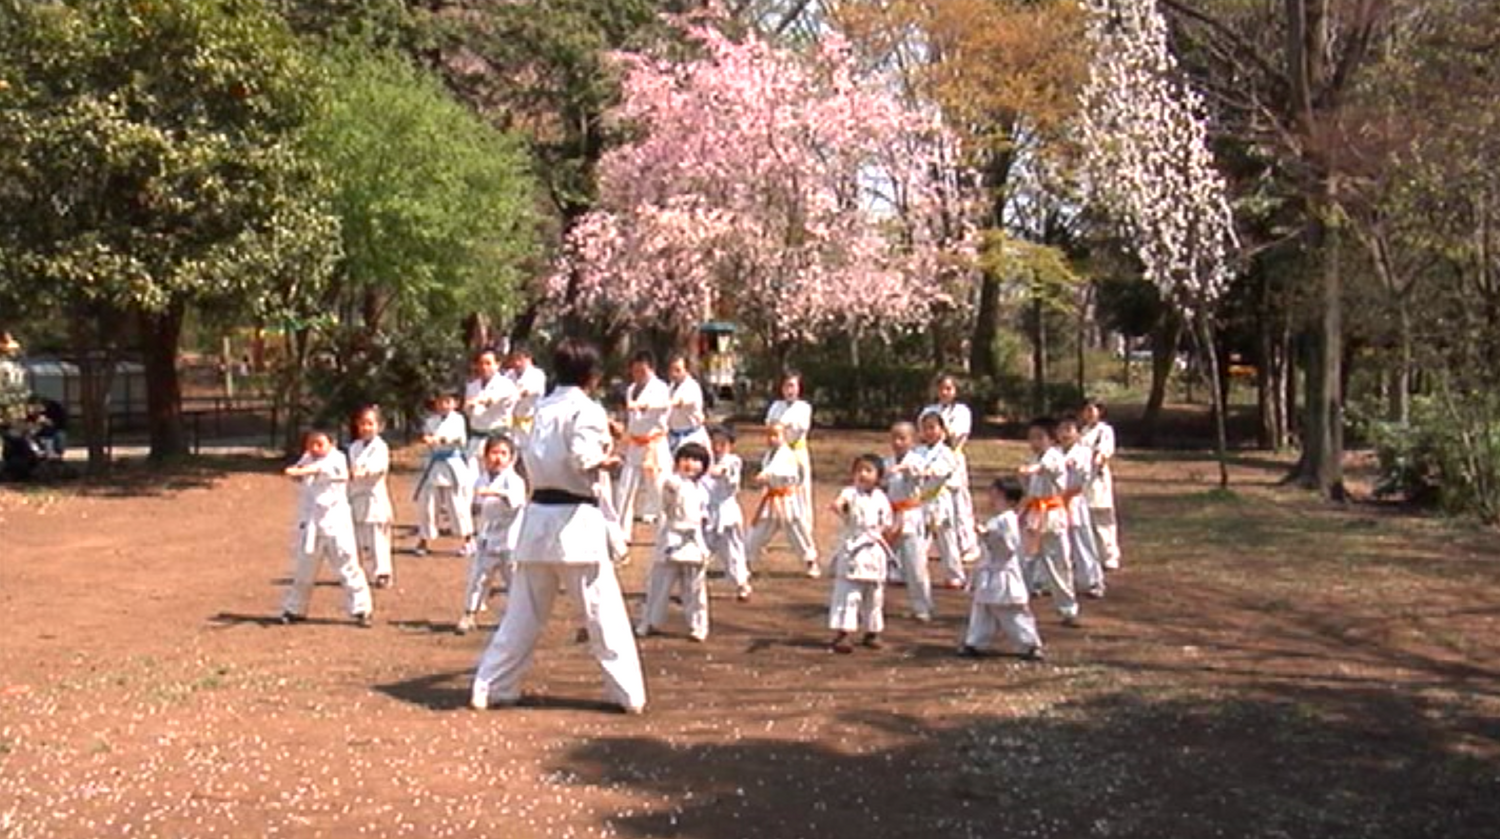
[1057,417,1106,599]
[827,454,893,653]
[348,406,394,589]
[1080,399,1123,570]
[415,392,474,557]
[883,421,933,622]
[915,410,965,589]
[765,371,815,550]
[665,354,712,453]
[959,479,1044,660]
[457,436,527,635]
[615,351,672,532]
[1019,418,1080,626]
[706,425,751,601]
[636,443,713,642]
[745,423,820,578]
[924,375,979,562]
[465,349,519,462]
[280,430,374,627]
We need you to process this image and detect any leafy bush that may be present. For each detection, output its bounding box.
[1364,395,1500,523]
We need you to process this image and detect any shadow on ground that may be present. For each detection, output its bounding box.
[552,687,1500,839]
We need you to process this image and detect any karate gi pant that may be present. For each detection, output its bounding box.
[1090,505,1122,569]
[354,522,393,579]
[472,561,646,710]
[931,520,966,586]
[1028,531,1078,619]
[615,441,669,530]
[463,549,514,614]
[952,482,979,559]
[791,445,816,549]
[891,531,933,619]
[282,527,374,617]
[638,561,709,640]
[707,525,749,588]
[745,515,818,569]
[418,485,473,541]
[963,601,1042,652]
[829,577,885,634]
[1067,502,1106,595]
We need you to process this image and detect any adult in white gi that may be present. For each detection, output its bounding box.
[744,423,820,577]
[1058,418,1106,598]
[960,481,1044,659]
[348,407,395,587]
[924,375,979,562]
[637,442,713,642]
[1080,400,1123,570]
[507,343,548,442]
[471,339,646,713]
[765,372,815,548]
[706,425,751,600]
[826,457,892,653]
[665,355,711,453]
[883,422,933,621]
[280,431,374,626]
[465,349,519,461]
[415,395,474,555]
[614,351,672,531]
[1019,420,1079,625]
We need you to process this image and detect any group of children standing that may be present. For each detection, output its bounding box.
[278,348,1125,669]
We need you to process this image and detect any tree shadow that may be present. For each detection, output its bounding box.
[371,669,625,715]
[52,453,288,499]
[208,611,349,628]
[552,687,1500,839]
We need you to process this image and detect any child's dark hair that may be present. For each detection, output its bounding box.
[674,442,712,474]
[708,423,736,444]
[302,427,333,447]
[918,408,947,430]
[1056,415,1080,433]
[484,434,516,457]
[629,349,656,369]
[852,452,885,480]
[779,368,802,388]
[1028,416,1058,439]
[989,477,1024,504]
[1083,398,1107,418]
[350,404,381,438]
[553,338,602,387]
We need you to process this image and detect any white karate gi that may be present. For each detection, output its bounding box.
[417,411,474,541]
[1023,448,1078,619]
[464,465,526,613]
[509,363,547,441]
[666,375,711,453]
[883,449,933,619]
[1064,442,1106,596]
[348,436,394,581]
[705,451,750,591]
[827,486,891,634]
[465,374,519,460]
[964,511,1042,653]
[471,385,646,712]
[615,375,672,529]
[744,444,819,571]
[638,473,711,640]
[282,450,374,618]
[765,398,815,547]
[1081,420,1123,569]
[914,440,966,586]
[925,400,979,559]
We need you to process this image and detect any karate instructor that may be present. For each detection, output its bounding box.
[471,338,647,714]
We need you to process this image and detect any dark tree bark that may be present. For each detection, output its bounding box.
[139,302,186,462]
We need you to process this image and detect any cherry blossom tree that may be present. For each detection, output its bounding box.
[547,16,973,350]
[1078,0,1239,486]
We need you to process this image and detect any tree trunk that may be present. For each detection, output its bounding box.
[1196,314,1231,488]
[1031,296,1048,415]
[1076,285,1090,397]
[1389,301,1412,423]
[139,302,186,462]
[969,273,1002,379]
[1294,209,1346,499]
[69,307,119,474]
[1141,313,1182,446]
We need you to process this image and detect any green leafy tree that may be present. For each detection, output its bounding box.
[0,0,339,466]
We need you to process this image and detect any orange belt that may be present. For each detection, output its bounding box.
[630,429,666,475]
[890,497,922,514]
[1025,495,1066,513]
[754,486,794,522]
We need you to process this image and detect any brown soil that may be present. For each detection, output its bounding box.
[2,433,1498,839]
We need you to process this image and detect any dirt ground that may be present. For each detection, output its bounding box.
[3,432,1499,839]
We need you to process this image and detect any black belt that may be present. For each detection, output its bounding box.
[531,489,598,507]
